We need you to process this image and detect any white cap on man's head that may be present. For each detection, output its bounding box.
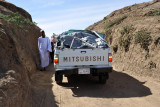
[40,30,44,32]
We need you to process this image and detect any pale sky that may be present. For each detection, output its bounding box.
[7,0,151,38]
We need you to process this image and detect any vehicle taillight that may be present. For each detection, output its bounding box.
[54,55,59,64]
[109,53,112,62]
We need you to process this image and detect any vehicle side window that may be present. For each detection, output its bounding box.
[98,33,105,39]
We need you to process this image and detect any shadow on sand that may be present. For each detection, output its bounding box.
[59,70,152,98]
[30,65,58,107]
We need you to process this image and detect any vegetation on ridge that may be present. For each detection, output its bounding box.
[0,12,37,28]
[104,15,128,45]
[105,15,127,28]
[148,8,160,16]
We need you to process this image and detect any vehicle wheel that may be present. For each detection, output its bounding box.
[55,72,63,84]
[56,80,62,84]
[106,73,109,80]
[99,75,108,84]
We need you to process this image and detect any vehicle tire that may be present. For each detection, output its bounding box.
[55,72,63,84]
[56,80,62,84]
[99,74,108,84]
[106,73,109,80]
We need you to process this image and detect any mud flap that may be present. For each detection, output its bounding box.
[55,72,63,84]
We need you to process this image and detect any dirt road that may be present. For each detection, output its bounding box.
[31,64,160,107]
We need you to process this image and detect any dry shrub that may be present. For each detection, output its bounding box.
[105,28,112,44]
[113,45,118,53]
[119,34,132,52]
[135,29,152,51]
[147,8,160,16]
[149,61,156,69]
[154,37,160,46]
[120,25,134,35]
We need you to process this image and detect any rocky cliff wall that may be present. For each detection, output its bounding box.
[87,0,160,81]
[0,1,41,107]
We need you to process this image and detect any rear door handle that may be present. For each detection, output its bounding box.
[81,51,86,54]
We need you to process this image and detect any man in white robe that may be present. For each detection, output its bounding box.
[38,30,52,71]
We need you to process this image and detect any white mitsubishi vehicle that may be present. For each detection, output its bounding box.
[54,30,112,84]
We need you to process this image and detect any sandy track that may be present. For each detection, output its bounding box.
[31,64,160,107]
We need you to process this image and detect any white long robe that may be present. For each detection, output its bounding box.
[38,37,52,68]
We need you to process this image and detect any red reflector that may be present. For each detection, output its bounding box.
[54,58,58,63]
[109,58,112,62]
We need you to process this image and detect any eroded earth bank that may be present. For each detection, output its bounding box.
[1,0,160,107]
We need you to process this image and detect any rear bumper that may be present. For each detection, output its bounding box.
[55,67,112,75]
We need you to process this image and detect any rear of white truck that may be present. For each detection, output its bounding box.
[54,30,112,84]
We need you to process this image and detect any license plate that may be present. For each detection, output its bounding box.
[78,68,90,74]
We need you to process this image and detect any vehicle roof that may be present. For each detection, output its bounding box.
[67,29,95,35]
